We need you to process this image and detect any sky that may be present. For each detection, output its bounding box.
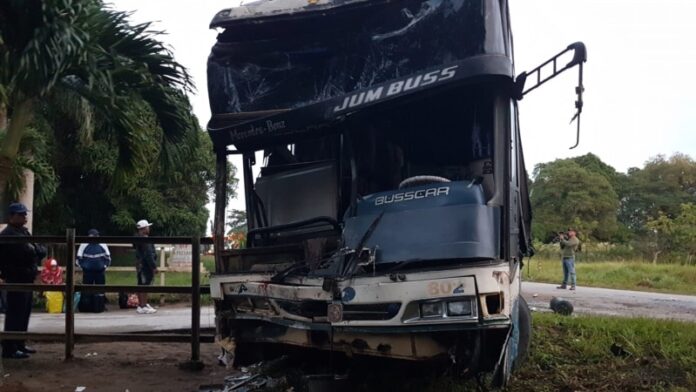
[110,0,696,212]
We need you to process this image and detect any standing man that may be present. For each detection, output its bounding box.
[0,203,45,359]
[557,228,580,291]
[134,219,157,314]
[76,229,111,312]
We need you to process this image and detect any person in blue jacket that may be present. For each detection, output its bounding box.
[77,229,111,285]
[77,229,111,312]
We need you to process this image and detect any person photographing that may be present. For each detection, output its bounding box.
[557,228,580,291]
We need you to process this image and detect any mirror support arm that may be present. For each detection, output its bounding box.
[515,42,587,149]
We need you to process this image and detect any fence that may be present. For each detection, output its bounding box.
[0,229,213,365]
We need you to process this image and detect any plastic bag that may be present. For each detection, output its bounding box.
[63,292,81,313]
[126,293,139,308]
[45,291,64,314]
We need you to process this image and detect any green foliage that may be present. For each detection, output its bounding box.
[0,0,198,217]
[531,158,619,241]
[531,153,696,261]
[532,241,637,262]
[347,314,696,391]
[571,152,625,191]
[0,0,240,235]
[0,126,57,205]
[34,121,220,236]
[509,313,696,392]
[619,153,696,232]
[525,259,696,295]
[645,203,696,263]
[227,209,247,233]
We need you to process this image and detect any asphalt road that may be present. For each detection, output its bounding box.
[1,283,694,335]
[522,282,696,322]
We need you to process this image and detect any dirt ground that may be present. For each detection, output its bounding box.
[0,342,225,392]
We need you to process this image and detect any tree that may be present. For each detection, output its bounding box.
[531,159,620,242]
[227,209,247,234]
[30,110,239,236]
[672,203,696,264]
[570,153,625,192]
[0,0,194,218]
[645,203,696,264]
[619,154,696,232]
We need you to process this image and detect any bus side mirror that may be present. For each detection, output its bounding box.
[515,42,587,149]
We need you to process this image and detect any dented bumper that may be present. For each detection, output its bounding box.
[211,263,518,360]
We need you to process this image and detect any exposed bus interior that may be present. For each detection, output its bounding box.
[218,83,507,276]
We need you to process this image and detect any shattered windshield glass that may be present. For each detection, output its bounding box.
[208,0,506,115]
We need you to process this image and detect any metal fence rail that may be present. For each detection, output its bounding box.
[0,229,214,365]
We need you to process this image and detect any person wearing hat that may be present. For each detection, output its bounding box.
[0,202,46,359]
[134,219,157,314]
[76,229,111,312]
[557,228,580,290]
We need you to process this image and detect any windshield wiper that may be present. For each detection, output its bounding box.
[341,212,384,277]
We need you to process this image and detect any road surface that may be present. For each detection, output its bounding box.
[0,283,694,334]
[522,282,696,322]
[0,304,216,334]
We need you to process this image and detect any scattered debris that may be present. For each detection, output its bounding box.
[75,387,87,392]
[201,358,291,392]
[550,297,574,315]
[532,293,539,298]
[610,343,632,358]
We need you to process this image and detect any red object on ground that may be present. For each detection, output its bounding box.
[40,258,64,285]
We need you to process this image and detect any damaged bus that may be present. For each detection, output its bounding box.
[206,0,586,385]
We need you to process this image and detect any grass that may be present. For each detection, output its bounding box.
[523,258,696,296]
[507,313,696,391]
[421,313,696,391]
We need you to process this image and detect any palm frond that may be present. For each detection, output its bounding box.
[0,125,58,204]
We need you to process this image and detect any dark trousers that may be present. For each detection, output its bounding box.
[81,270,106,312]
[2,290,33,355]
[82,270,106,285]
[0,290,7,312]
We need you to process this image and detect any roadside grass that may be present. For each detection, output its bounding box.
[508,313,696,391]
[523,258,696,296]
[424,313,696,391]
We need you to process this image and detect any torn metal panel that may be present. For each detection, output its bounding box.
[210,0,373,27]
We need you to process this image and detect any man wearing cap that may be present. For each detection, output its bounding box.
[134,219,157,314]
[0,203,46,359]
[76,229,111,312]
[557,228,580,290]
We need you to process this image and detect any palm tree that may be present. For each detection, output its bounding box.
[0,0,195,219]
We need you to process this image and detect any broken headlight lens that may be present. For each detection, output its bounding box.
[419,301,444,318]
[447,300,473,316]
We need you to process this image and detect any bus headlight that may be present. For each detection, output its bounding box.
[447,300,473,316]
[404,297,478,323]
[419,301,444,318]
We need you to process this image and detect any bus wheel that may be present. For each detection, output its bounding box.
[514,296,532,370]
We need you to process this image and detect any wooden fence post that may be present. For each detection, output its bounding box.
[159,246,166,286]
[65,228,76,360]
[191,235,201,364]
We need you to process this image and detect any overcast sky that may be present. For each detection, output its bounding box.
[111,0,696,219]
